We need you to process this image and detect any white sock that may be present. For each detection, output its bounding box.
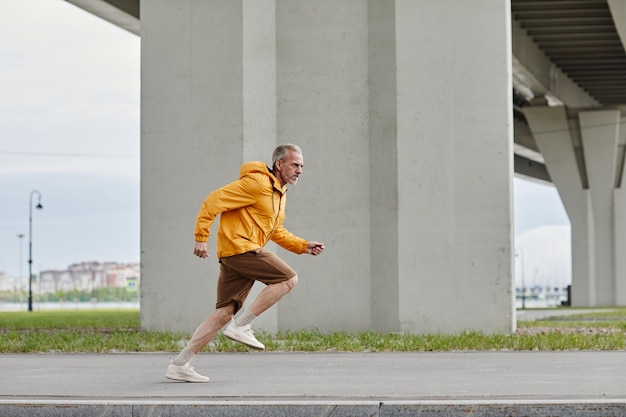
[173,346,195,366]
[234,310,257,327]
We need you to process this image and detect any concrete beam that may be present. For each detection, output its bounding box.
[511,20,597,108]
[608,0,626,53]
[514,154,550,183]
[64,0,139,35]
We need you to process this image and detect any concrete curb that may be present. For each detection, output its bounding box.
[2,399,626,417]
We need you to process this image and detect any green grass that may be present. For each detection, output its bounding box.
[0,310,140,330]
[0,308,624,353]
[520,309,626,330]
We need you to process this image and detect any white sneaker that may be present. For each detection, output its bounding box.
[166,361,210,383]
[223,322,265,350]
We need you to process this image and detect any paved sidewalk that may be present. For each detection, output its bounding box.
[1,351,625,416]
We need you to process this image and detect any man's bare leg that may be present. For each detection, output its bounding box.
[166,304,235,382]
[248,275,298,317]
[173,304,235,364]
[223,276,298,349]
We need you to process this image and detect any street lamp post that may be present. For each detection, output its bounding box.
[515,249,526,309]
[17,234,24,298]
[28,190,43,312]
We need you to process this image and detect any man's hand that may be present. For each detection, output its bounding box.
[194,241,209,258]
[306,241,325,256]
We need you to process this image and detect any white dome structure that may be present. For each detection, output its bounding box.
[514,225,572,306]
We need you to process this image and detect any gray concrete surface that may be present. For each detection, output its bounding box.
[1,351,625,416]
[139,0,516,338]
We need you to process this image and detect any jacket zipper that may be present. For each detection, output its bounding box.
[265,187,283,244]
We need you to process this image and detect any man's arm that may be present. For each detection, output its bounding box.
[194,175,261,242]
[271,225,325,256]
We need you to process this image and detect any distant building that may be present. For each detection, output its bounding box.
[38,262,140,294]
[0,271,27,293]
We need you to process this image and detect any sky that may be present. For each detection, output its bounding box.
[0,0,140,277]
[0,0,570,279]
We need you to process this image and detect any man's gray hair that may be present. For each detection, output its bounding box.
[272,144,302,168]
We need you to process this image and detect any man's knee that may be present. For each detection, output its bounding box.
[214,305,235,326]
[285,275,298,291]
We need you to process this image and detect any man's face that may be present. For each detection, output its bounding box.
[276,151,304,186]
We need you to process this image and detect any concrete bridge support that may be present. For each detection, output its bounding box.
[523,106,626,306]
[140,0,514,334]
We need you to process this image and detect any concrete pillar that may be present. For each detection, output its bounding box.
[274,0,373,331]
[276,0,514,334]
[522,106,592,306]
[368,0,400,331]
[616,182,626,305]
[140,0,245,332]
[241,0,280,332]
[243,0,276,161]
[392,0,514,333]
[140,0,515,334]
[616,114,626,305]
[579,111,620,305]
[523,106,626,306]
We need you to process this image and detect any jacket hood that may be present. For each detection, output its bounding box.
[239,161,269,177]
[240,161,284,190]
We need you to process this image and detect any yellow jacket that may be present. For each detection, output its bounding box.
[194,161,308,258]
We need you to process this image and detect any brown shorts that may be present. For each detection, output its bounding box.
[216,248,297,313]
